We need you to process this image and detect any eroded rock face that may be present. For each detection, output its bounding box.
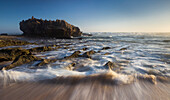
[20,16,82,38]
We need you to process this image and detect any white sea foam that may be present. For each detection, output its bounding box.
[0,32,170,82]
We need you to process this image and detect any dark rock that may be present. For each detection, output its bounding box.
[3,53,40,70]
[147,69,162,76]
[36,59,57,66]
[20,16,82,38]
[82,33,92,36]
[65,63,76,70]
[81,50,96,58]
[157,76,170,83]
[0,39,34,48]
[0,48,30,61]
[73,65,91,72]
[103,53,111,55]
[102,47,111,50]
[0,57,11,62]
[29,46,53,52]
[63,47,69,49]
[0,33,8,36]
[120,47,128,51]
[137,75,157,84]
[64,51,81,59]
[104,61,119,71]
[82,48,88,51]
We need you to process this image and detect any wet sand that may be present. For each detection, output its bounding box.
[1,77,170,100]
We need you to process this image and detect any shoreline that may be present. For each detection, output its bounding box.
[1,77,170,100]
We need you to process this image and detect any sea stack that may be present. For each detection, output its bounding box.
[20,16,82,38]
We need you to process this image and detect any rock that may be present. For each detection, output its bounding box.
[120,47,128,51]
[65,63,76,70]
[147,69,162,76]
[63,47,69,49]
[82,48,88,51]
[103,53,111,55]
[82,33,92,36]
[137,74,157,84]
[0,38,34,48]
[0,57,11,62]
[0,33,8,36]
[36,59,57,66]
[29,46,53,52]
[0,48,30,61]
[20,16,82,38]
[102,47,111,50]
[73,65,91,72]
[64,51,81,59]
[81,50,96,58]
[104,61,119,71]
[3,53,40,70]
[157,76,170,83]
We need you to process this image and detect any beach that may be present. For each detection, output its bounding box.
[0,32,170,99]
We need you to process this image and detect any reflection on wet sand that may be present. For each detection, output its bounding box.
[1,73,170,100]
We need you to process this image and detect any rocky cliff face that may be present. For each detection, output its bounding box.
[20,16,82,38]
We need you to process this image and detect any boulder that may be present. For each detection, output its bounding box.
[20,16,82,38]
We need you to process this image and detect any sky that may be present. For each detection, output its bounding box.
[0,0,170,33]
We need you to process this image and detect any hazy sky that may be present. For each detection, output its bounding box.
[0,0,170,33]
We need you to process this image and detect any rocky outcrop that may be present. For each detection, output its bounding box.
[0,36,34,47]
[20,16,82,38]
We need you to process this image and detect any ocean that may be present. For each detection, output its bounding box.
[0,32,170,100]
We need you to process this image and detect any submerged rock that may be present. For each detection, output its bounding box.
[36,59,57,66]
[0,48,30,62]
[0,46,58,70]
[102,47,111,50]
[29,46,53,52]
[103,53,111,55]
[0,57,11,62]
[120,47,128,51]
[64,51,81,59]
[0,38,34,48]
[104,61,119,71]
[82,48,88,51]
[20,16,82,38]
[157,76,170,83]
[147,69,162,76]
[137,74,157,84]
[3,53,40,70]
[65,63,76,70]
[81,50,96,58]
[73,65,91,72]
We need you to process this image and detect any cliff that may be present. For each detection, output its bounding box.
[20,16,82,38]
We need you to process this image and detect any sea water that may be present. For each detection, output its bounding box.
[0,32,170,82]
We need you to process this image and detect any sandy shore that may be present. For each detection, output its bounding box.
[0,79,170,100]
